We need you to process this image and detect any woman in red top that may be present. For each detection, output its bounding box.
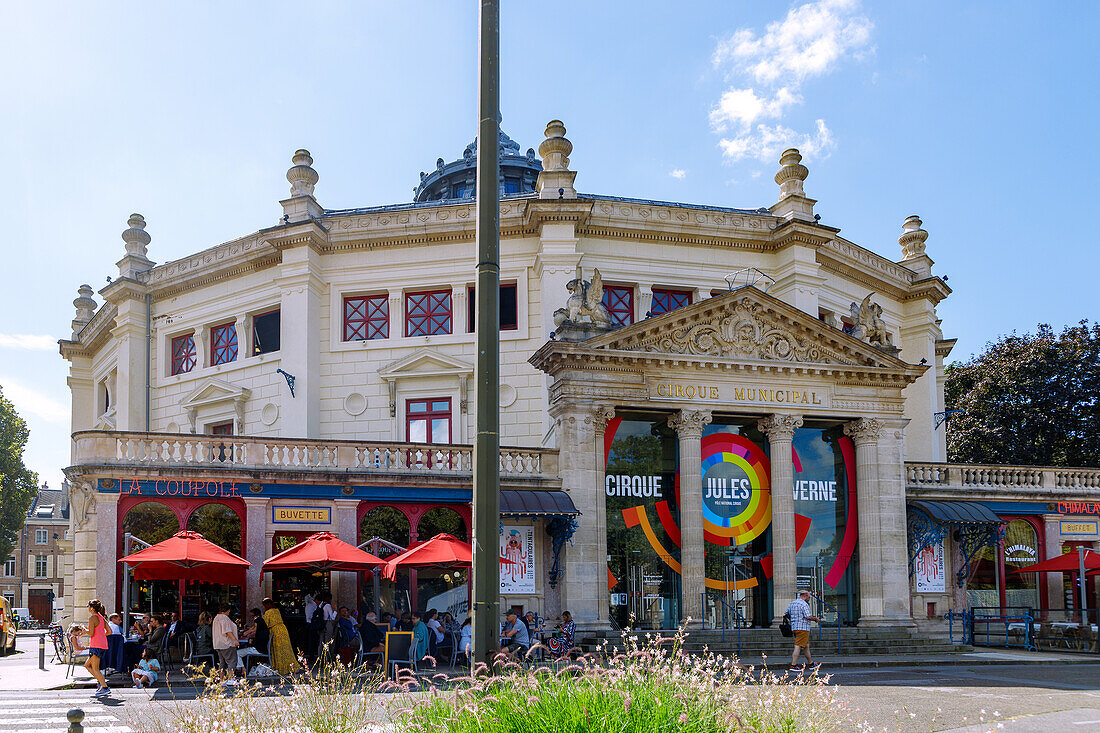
[85,599,111,698]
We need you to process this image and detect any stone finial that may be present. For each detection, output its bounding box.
[774,148,808,198]
[536,120,577,199]
[287,149,318,197]
[898,214,933,277]
[899,215,928,259]
[116,213,154,279]
[72,284,96,337]
[769,148,816,222]
[121,214,150,258]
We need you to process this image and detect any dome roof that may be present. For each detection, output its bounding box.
[413,118,542,203]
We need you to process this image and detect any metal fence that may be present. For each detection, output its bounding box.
[952,607,1098,654]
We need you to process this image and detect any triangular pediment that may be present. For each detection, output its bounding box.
[583,286,909,370]
[179,378,250,409]
[378,349,474,380]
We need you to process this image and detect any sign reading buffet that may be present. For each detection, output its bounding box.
[650,381,826,406]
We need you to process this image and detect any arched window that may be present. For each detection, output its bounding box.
[417,506,467,543]
[122,502,179,545]
[1003,519,1039,609]
[360,506,410,548]
[186,503,242,556]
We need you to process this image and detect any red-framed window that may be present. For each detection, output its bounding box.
[405,290,452,337]
[209,322,238,365]
[406,398,451,444]
[602,285,634,327]
[650,288,692,316]
[466,283,519,332]
[170,333,196,375]
[209,421,233,435]
[344,295,389,341]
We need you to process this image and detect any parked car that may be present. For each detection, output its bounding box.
[0,598,16,656]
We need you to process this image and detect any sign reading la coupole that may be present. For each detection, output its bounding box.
[649,381,828,407]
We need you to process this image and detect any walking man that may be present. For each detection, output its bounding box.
[786,590,820,672]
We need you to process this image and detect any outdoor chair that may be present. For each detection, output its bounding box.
[158,632,176,675]
[64,635,91,679]
[384,631,416,680]
[182,632,216,673]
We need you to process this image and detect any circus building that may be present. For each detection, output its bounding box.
[68,116,1076,642]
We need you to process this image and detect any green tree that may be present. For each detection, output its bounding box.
[0,386,39,561]
[945,321,1100,466]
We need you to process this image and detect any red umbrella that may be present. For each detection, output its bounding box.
[262,531,386,573]
[1010,548,1100,574]
[118,530,250,585]
[382,533,471,581]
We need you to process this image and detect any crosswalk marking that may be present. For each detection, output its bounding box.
[0,691,131,732]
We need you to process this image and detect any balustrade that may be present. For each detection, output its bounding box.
[907,461,1100,493]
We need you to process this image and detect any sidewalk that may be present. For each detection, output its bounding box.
[755,648,1100,672]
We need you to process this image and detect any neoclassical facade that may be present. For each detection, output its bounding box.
[61,119,966,632]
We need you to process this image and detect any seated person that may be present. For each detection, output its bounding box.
[107,614,124,636]
[410,611,430,661]
[545,611,575,658]
[359,615,385,658]
[192,612,215,664]
[68,623,89,654]
[131,647,162,688]
[336,606,362,665]
[129,616,148,640]
[144,615,166,656]
[459,618,472,662]
[500,609,530,660]
[425,609,445,645]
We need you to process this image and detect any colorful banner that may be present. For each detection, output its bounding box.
[913,538,946,593]
[500,525,535,594]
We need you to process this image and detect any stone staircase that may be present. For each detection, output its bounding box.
[575,626,967,660]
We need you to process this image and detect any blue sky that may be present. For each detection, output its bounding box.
[2,1,1097,489]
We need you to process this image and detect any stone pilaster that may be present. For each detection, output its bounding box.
[553,403,605,629]
[95,491,120,608]
[844,417,886,622]
[275,246,323,438]
[758,413,802,622]
[242,497,269,612]
[71,482,98,613]
[668,409,712,626]
[1042,514,1065,611]
[874,418,915,623]
[334,499,360,611]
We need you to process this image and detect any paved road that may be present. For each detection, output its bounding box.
[827,663,1100,732]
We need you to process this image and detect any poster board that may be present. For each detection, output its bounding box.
[499,525,536,594]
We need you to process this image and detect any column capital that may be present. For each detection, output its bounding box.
[844,417,884,446]
[757,413,803,441]
[668,409,713,439]
[588,405,617,436]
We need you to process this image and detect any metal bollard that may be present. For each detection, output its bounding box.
[66,708,84,733]
[39,633,46,670]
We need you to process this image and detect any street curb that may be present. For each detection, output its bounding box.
[758,656,1100,671]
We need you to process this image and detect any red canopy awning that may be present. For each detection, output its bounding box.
[382,533,471,581]
[1009,548,1100,574]
[119,530,250,585]
[262,531,385,573]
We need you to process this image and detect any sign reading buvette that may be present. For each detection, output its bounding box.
[649,381,827,407]
[272,506,332,525]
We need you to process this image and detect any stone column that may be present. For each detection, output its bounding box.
[553,403,605,629]
[95,492,119,607]
[758,413,802,623]
[242,497,269,612]
[334,499,360,611]
[844,417,885,622]
[591,406,617,626]
[668,409,712,626]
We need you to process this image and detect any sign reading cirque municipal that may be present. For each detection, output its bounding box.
[648,381,829,407]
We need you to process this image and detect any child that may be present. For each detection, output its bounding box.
[131,647,162,688]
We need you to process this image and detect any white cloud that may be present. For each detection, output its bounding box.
[718,119,836,163]
[0,334,58,350]
[0,376,69,423]
[710,0,872,162]
[669,169,687,180]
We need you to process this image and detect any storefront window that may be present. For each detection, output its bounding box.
[1003,519,1039,610]
[604,414,681,629]
[122,501,181,616]
[359,507,411,614]
[966,543,1000,609]
[417,507,466,542]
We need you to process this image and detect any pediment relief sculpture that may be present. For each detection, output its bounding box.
[614,296,848,365]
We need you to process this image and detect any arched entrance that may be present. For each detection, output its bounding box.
[121,501,181,617]
[184,502,245,623]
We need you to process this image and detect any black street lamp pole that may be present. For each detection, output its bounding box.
[471,0,501,666]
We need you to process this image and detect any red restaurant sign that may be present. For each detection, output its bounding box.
[1058,501,1100,516]
[105,478,242,498]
